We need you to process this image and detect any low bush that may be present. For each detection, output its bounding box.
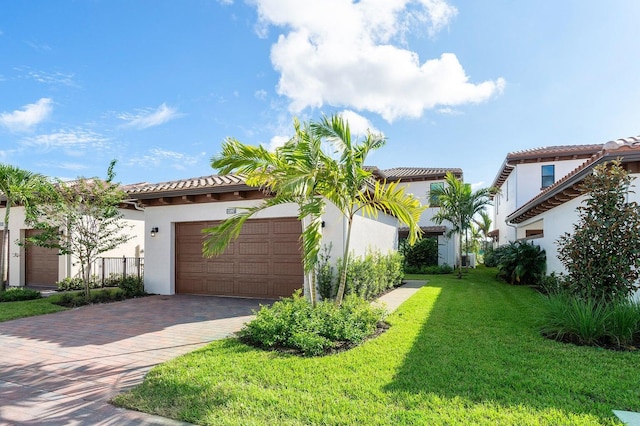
[0,287,42,302]
[56,277,99,291]
[238,291,386,356]
[320,249,403,301]
[495,241,546,285]
[540,292,640,349]
[404,264,453,275]
[118,276,146,297]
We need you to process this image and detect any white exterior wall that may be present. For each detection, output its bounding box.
[1,206,144,287]
[494,158,591,247]
[396,179,458,266]
[525,174,640,276]
[143,199,401,295]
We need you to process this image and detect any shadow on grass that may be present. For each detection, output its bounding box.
[384,269,640,422]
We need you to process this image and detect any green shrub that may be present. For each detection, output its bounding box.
[0,287,42,302]
[317,244,335,300]
[537,273,564,295]
[496,241,546,285]
[400,237,438,270]
[238,291,386,356]
[540,293,640,349]
[56,277,100,291]
[118,276,146,297]
[405,264,453,275]
[482,245,502,267]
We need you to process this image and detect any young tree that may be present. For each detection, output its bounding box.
[431,172,493,278]
[557,160,640,301]
[0,165,52,291]
[25,161,133,300]
[204,114,424,306]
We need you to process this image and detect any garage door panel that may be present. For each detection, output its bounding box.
[235,279,269,296]
[25,229,59,287]
[238,241,268,255]
[206,262,234,274]
[176,218,303,298]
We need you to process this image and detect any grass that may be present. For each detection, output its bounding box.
[0,293,68,322]
[112,267,639,425]
[0,287,129,323]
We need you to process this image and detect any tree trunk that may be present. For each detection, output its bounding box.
[335,215,354,306]
[457,224,463,279]
[0,206,10,291]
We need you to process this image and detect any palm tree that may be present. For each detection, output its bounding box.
[0,165,51,291]
[203,114,424,306]
[431,172,492,278]
[473,210,492,258]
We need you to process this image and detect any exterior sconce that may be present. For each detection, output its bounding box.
[150,227,159,237]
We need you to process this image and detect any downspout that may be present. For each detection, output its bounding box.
[122,199,145,211]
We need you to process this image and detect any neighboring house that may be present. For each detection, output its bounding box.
[126,166,463,298]
[370,167,462,267]
[126,174,398,298]
[489,144,603,246]
[502,136,640,275]
[0,200,145,289]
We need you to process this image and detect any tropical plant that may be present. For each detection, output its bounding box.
[496,240,546,285]
[204,114,424,306]
[0,164,53,291]
[25,161,133,301]
[399,236,438,270]
[557,160,640,301]
[473,210,492,258]
[430,172,493,278]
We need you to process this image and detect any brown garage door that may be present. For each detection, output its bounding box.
[176,218,304,298]
[25,229,59,287]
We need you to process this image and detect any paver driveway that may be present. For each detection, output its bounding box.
[0,294,270,425]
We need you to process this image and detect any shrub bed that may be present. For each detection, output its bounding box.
[54,276,147,307]
[238,291,387,356]
[541,292,640,350]
[318,249,403,301]
[0,287,42,302]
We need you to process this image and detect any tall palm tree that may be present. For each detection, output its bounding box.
[0,164,51,291]
[431,172,492,278]
[473,210,492,257]
[203,114,424,306]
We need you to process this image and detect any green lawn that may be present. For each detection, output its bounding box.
[112,268,639,425]
[0,293,68,322]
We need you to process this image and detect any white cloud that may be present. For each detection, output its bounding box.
[126,148,206,170]
[21,128,109,151]
[0,98,53,132]
[254,0,504,122]
[25,69,77,87]
[338,110,382,137]
[119,103,182,129]
[470,181,485,191]
[267,135,290,151]
[255,89,268,100]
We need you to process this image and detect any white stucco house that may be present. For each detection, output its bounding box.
[0,203,145,288]
[125,166,463,298]
[369,167,461,267]
[489,135,640,275]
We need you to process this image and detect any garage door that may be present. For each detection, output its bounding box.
[25,229,59,287]
[176,218,304,298]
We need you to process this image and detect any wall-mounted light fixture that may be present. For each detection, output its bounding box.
[321,221,326,228]
[150,227,159,237]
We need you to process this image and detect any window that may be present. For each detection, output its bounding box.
[429,182,444,207]
[541,165,555,188]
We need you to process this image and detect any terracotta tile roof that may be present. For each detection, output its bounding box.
[126,174,248,198]
[506,136,640,224]
[491,144,603,190]
[381,167,463,181]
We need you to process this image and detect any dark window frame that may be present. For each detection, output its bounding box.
[541,165,555,188]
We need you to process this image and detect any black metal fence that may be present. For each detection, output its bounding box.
[92,256,144,285]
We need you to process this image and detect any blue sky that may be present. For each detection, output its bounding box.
[1,1,639,189]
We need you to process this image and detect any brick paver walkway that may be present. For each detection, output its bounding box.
[0,280,426,425]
